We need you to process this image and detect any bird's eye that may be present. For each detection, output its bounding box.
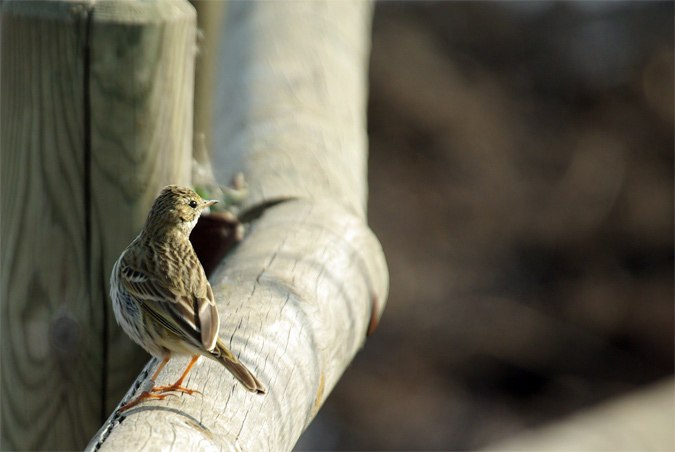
[189,200,198,208]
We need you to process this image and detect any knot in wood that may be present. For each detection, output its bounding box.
[49,312,81,360]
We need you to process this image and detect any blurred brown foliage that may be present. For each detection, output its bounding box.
[297,2,673,451]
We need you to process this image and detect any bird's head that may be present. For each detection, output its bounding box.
[143,185,218,237]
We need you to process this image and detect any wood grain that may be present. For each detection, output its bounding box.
[1,1,196,449]
[87,1,387,451]
[87,0,196,415]
[211,0,374,217]
[191,0,226,167]
[88,200,388,452]
[1,3,97,450]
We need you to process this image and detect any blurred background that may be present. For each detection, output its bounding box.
[297,1,673,450]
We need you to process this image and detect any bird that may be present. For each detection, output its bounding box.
[110,185,265,412]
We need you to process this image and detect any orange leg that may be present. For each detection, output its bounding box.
[151,354,202,396]
[119,356,173,412]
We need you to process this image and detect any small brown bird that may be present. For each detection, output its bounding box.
[110,185,265,412]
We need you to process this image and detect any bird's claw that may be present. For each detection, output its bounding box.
[151,384,202,396]
[118,390,177,412]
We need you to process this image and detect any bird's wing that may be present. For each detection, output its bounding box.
[119,256,219,351]
[174,284,219,351]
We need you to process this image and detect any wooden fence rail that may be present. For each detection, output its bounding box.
[2,1,384,450]
[85,1,384,451]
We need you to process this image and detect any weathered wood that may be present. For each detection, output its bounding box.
[1,3,98,450]
[87,0,196,415]
[211,0,372,217]
[0,1,196,449]
[88,200,387,451]
[86,1,385,451]
[191,0,226,166]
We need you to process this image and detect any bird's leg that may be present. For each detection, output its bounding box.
[152,354,202,395]
[119,356,173,412]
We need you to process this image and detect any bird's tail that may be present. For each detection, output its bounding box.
[211,338,266,394]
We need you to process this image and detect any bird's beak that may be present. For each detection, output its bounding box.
[203,200,218,208]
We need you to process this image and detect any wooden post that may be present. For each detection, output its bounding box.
[0,1,196,450]
[86,1,387,451]
[1,4,95,450]
[190,0,226,167]
[87,0,196,415]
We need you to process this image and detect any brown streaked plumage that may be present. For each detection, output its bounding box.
[110,185,265,412]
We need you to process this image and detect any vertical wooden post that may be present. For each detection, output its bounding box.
[0,1,196,450]
[191,0,226,166]
[1,3,96,450]
[88,0,196,416]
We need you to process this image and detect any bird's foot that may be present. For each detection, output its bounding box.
[118,390,176,412]
[151,382,202,396]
